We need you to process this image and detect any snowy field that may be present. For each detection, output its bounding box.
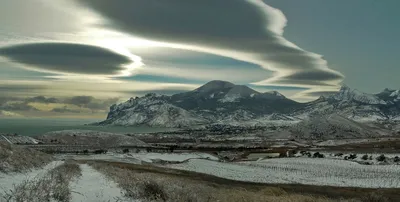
[126,152,218,163]
[57,152,218,164]
[166,158,400,188]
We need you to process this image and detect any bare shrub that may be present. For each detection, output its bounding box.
[361,192,389,202]
[376,155,386,162]
[0,142,52,173]
[139,181,167,201]
[1,161,81,202]
[348,154,357,160]
[393,156,400,162]
[313,152,325,158]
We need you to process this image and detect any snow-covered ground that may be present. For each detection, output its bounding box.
[126,152,218,163]
[311,151,400,165]
[166,158,400,188]
[70,164,137,202]
[57,152,219,164]
[314,137,400,146]
[0,161,63,194]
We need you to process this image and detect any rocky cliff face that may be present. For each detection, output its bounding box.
[97,80,400,128]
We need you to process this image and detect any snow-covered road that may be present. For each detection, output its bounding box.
[70,164,138,202]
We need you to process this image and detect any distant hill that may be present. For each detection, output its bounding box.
[38,130,148,147]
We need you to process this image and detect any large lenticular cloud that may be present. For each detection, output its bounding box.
[0,43,134,76]
[77,0,344,91]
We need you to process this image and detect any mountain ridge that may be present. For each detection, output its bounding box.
[98,80,400,127]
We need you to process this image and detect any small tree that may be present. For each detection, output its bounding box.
[348,154,357,160]
[313,152,324,158]
[394,156,400,162]
[376,154,386,162]
[361,154,369,161]
[334,153,343,157]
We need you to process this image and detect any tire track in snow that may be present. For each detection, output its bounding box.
[70,164,137,202]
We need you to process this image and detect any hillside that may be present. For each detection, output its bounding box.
[0,142,52,173]
[288,114,388,140]
[37,130,148,147]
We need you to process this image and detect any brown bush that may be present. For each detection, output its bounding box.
[0,142,52,173]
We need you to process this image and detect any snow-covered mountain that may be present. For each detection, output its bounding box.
[98,80,301,127]
[333,85,387,105]
[100,94,207,128]
[98,81,400,127]
[293,86,400,122]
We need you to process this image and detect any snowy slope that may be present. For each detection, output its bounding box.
[289,114,385,140]
[100,94,208,128]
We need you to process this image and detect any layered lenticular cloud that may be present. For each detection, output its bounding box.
[0,43,135,76]
[77,0,344,90]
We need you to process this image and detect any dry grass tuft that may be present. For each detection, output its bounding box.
[1,161,81,202]
[0,142,52,173]
[360,192,390,202]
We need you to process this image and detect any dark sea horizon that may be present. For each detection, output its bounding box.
[0,117,175,136]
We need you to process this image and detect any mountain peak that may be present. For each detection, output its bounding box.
[269,91,285,97]
[339,85,351,92]
[194,80,235,93]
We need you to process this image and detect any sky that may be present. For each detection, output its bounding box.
[0,0,398,118]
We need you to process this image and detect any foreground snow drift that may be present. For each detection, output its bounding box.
[70,164,136,202]
[0,161,63,194]
[167,158,400,188]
